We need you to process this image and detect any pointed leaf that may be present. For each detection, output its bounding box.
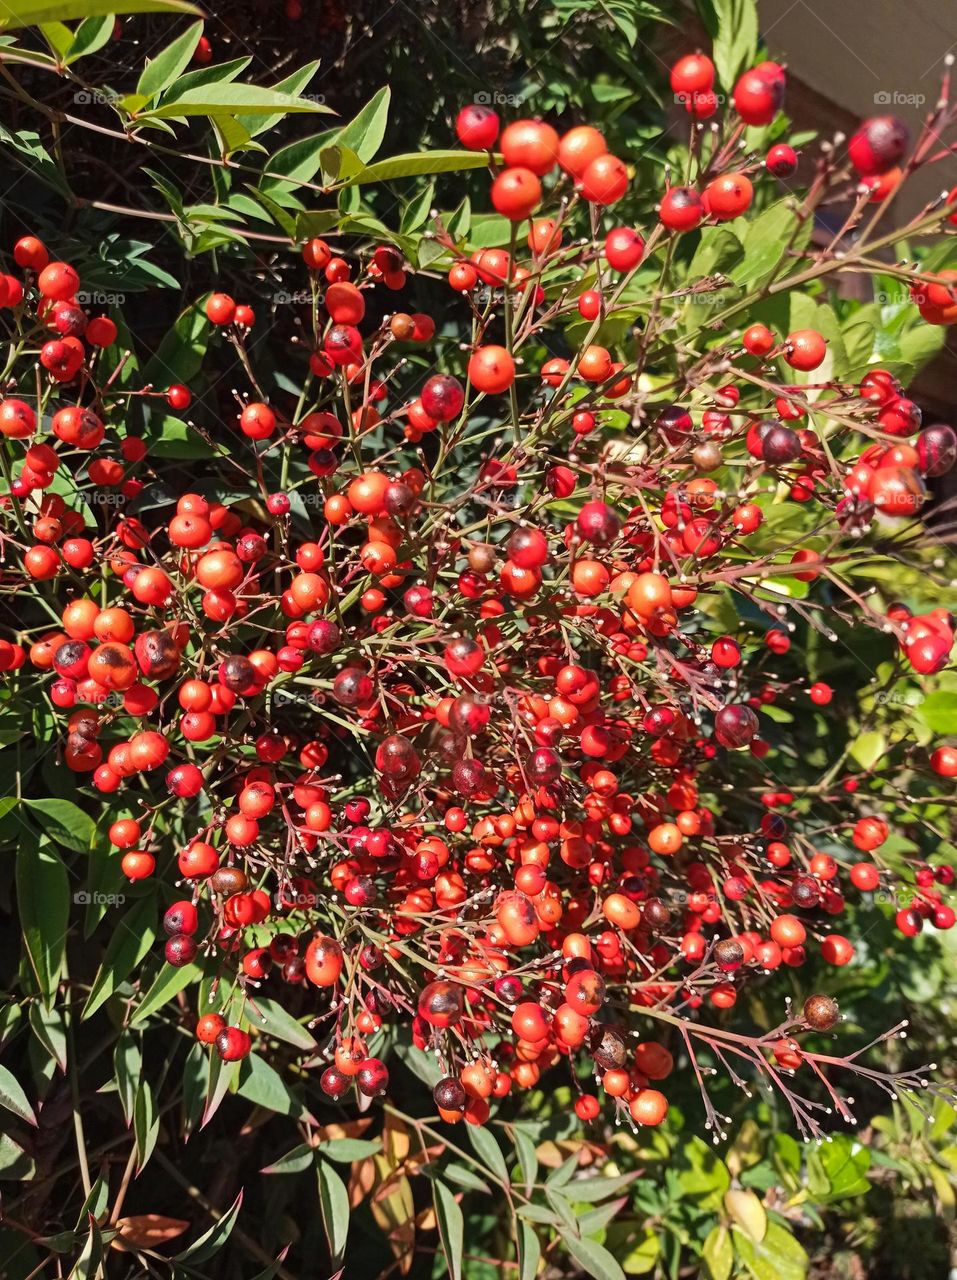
[559,1229,626,1280]
[26,798,95,852]
[432,1181,463,1280]
[64,13,114,62]
[136,21,203,100]
[18,835,69,1000]
[467,1125,508,1182]
[518,1221,540,1280]
[733,1221,808,1280]
[237,1052,305,1118]
[132,960,202,1025]
[317,1158,349,1265]
[241,60,321,137]
[0,1064,37,1126]
[261,1143,315,1175]
[148,83,333,119]
[174,1190,243,1263]
[333,86,389,163]
[84,893,156,1018]
[252,995,317,1050]
[341,149,491,187]
[0,0,199,29]
[703,1225,733,1280]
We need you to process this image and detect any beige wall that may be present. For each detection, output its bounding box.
[759,0,957,217]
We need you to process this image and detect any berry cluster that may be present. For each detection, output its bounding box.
[2,46,956,1137]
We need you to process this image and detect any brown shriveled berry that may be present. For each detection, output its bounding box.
[210,865,248,895]
[714,939,745,968]
[588,1023,628,1070]
[803,993,839,1030]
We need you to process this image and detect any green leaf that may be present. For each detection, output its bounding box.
[737,200,809,291]
[567,1171,639,1202]
[678,1137,731,1209]
[817,1135,871,1199]
[0,0,199,28]
[237,1053,304,1118]
[401,181,434,235]
[432,1181,464,1280]
[688,227,744,280]
[262,1144,315,1175]
[247,1248,293,1280]
[146,83,333,119]
[131,961,202,1024]
[18,836,69,1001]
[621,1231,659,1275]
[145,414,213,459]
[918,691,957,735]
[243,187,298,238]
[341,149,492,187]
[440,1162,491,1194]
[0,1064,36,1126]
[75,1177,110,1232]
[174,1190,243,1263]
[512,1125,538,1194]
[0,1132,36,1180]
[711,0,758,88]
[316,1137,381,1163]
[40,20,73,55]
[63,13,114,62]
[392,1040,443,1087]
[252,996,317,1050]
[518,1221,541,1280]
[316,1159,349,1265]
[166,56,250,101]
[202,1052,237,1129]
[898,321,945,376]
[467,1125,509,1182]
[0,123,71,198]
[849,730,887,771]
[70,1216,105,1279]
[136,21,203,100]
[143,304,207,385]
[133,1078,159,1172]
[702,1225,733,1280]
[114,1031,141,1126]
[240,60,321,137]
[29,1000,67,1070]
[26,798,95,851]
[83,893,156,1018]
[259,131,334,200]
[333,85,390,163]
[559,1229,626,1280]
[733,1221,808,1280]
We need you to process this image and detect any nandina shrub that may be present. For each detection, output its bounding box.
[1,4,957,1277]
